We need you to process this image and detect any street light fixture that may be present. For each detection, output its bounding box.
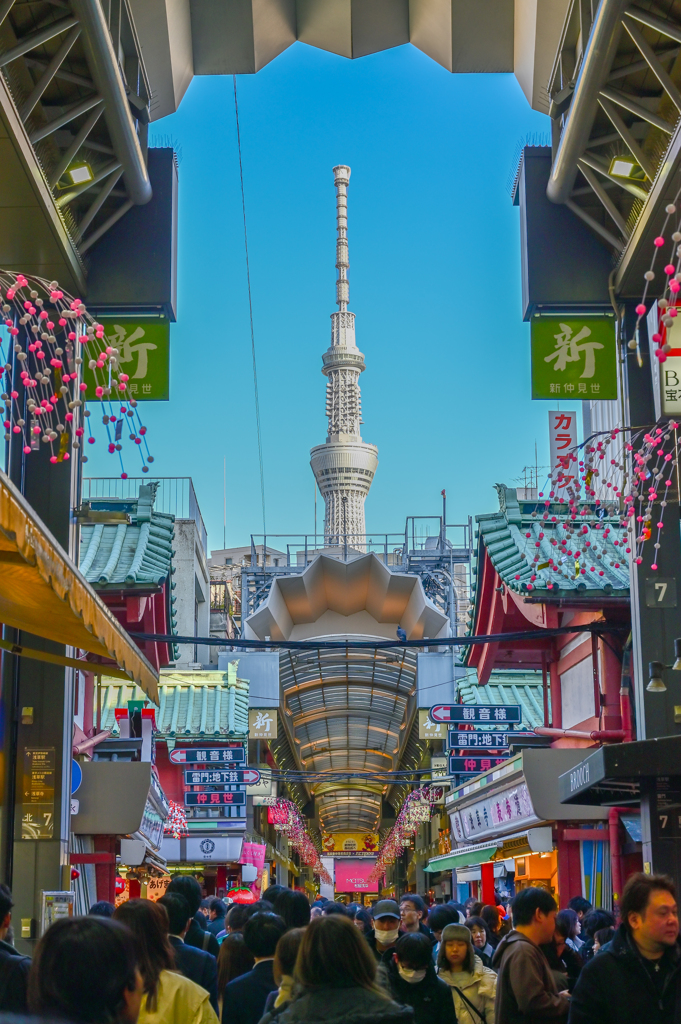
[647,640,681,692]
[608,156,646,183]
[647,661,667,693]
[63,161,94,187]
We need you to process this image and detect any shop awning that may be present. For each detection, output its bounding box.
[558,735,681,806]
[0,470,158,701]
[424,841,500,872]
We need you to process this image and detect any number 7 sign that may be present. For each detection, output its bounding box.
[645,577,677,608]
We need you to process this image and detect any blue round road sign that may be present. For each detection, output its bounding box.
[71,759,82,795]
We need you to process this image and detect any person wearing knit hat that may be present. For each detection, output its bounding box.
[436,923,497,1024]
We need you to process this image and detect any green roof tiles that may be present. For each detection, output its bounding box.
[458,669,546,730]
[98,668,250,739]
[473,484,629,598]
[79,484,176,588]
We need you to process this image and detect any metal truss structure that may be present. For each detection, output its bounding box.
[547,0,681,253]
[240,515,474,639]
[0,0,151,260]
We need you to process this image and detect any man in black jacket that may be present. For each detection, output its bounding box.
[568,872,681,1024]
[367,901,402,965]
[222,911,287,1024]
[158,893,218,1013]
[386,933,456,1024]
[0,884,30,1014]
[400,895,435,947]
[166,874,219,956]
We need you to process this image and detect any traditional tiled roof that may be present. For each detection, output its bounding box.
[99,666,249,739]
[469,484,630,604]
[79,483,176,589]
[458,669,546,730]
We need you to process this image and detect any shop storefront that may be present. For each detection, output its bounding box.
[427,748,609,906]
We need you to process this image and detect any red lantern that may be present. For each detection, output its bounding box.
[226,887,257,904]
[114,876,126,896]
[70,868,80,880]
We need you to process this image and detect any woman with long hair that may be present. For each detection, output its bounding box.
[114,899,218,1024]
[268,915,413,1024]
[260,927,306,1021]
[217,932,255,997]
[28,916,143,1024]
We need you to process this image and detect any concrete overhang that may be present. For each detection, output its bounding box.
[243,551,449,641]
[130,0,567,120]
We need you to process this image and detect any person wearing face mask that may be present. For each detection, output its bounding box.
[437,923,497,1024]
[386,933,457,1024]
[367,902,402,965]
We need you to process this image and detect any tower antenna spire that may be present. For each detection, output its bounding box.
[334,165,350,312]
[310,166,378,551]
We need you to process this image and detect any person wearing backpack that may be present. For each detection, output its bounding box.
[437,923,496,1024]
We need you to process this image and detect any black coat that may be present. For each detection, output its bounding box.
[366,933,398,966]
[224,959,278,1024]
[261,986,414,1024]
[568,925,681,1024]
[0,940,30,1014]
[385,960,457,1024]
[168,935,218,1013]
[185,915,220,957]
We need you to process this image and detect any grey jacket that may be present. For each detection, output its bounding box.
[260,987,414,1024]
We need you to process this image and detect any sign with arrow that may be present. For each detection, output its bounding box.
[430,705,522,724]
[169,746,245,765]
[448,731,510,750]
[184,768,260,786]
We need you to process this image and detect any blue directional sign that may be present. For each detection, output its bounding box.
[431,704,522,724]
[184,791,246,806]
[449,754,511,774]
[448,731,509,750]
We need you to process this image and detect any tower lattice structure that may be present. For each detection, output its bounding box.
[310,165,378,549]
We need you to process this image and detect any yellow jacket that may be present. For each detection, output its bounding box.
[138,970,219,1024]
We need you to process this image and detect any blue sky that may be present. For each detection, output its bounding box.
[86,41,551,552]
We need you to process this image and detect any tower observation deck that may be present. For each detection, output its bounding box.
[310,166,378,548]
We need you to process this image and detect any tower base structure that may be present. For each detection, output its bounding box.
[310,440,378,549]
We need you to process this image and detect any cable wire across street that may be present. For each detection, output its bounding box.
[129,622,627,651]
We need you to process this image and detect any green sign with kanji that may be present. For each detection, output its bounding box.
[85,318,170,401]
[531,315,617,400]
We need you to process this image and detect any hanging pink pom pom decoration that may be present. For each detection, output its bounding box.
[0,271,152,473]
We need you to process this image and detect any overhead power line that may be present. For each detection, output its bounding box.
[233,74,266,535]
[130,622,626,651]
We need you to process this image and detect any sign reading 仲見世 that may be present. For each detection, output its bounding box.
[531,316,617,400]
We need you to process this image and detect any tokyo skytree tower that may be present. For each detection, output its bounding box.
[310,165,378,548]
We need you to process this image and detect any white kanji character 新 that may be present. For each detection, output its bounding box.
[544,323,603,378]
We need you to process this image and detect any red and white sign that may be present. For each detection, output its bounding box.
[333,858,378,893]
[548,409,578,492]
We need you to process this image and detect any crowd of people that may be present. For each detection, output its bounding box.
[0,872,676,1023]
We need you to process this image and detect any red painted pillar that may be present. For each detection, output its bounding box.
[481,862,495,905]
[555,826,582,908]
[549,658,562,730]
[94,836,116,903]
